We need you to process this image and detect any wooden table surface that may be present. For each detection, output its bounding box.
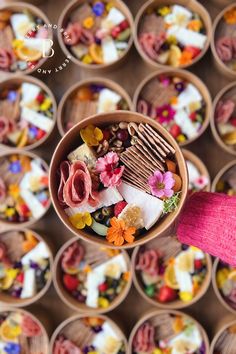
[0,0,235,345]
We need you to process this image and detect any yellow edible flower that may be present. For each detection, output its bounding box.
[40,97,52,111]
[83,16,94,29]
[187,19,202,32]
[166,35,177,45]
[8,184,20,199]
[98,297,110,308]
[69,212,92,229]
[12,39,24,49]
[80,124,103,147]
[152,349,163,354]
[106,3,114,11]
[82,54,93,64]
[5,208,15,217]
[158,6,171,16]
[216,268,230,289]
[179,291,193,302]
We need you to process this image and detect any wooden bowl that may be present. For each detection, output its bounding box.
[210,319,236,353]
[211,82,236,156]
[128,309,210,354]
[211,159,236,192]
[57,0,134,71]
[0,228,53,307]
[50,313,127,353]
[0,307,49,353]
[212,258,236,315]
[134,0,212,70]
[53,236,132,314]
[0,149,51,229]
[211,3,236,80]
[57,77,133,136]
[0,75,57,151]
[132,235,212,309]
[0,2,52,75]
[49,111,188,249]
[182,148,211,192]
[133,69,212,146]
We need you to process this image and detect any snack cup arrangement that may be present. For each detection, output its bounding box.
[0,229,52,307]
[182,149,211,194]
[53,237,132,314]
[132,235,212,309]
[0,308,49,354]
[57,78,133,136]
[211,82,236,156]
[0,2,52,74]
[50,314,127,354]
[128,309,210,354]
[0,75,57,150]
[134,0,211,69]
[211,4,236,79]
[0,150,50,227]
[211,160,236,196]
[58,0,134,70]
[212,258,236,315]
[49,111,188,248]
[133,69,211,146]
[210,320,236,354]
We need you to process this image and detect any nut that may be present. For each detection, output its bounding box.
[128,122,138,136]
[110,147,124,153]
[119,122,128,129]
[111,124,119,132]
[113,139,123,147]
[96,140,109,157]
[131,136,138,145]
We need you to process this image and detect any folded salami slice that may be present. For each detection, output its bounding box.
[61,242,85,272]
[58,161,70,207]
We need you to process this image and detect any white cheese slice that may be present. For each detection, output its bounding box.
[186,161,200,185]
[174,266,193,292]
[21,83,41,104]
[115,42,128,50]
[92,321,121,354]
[172,5,193,19]
[21,241,50,265]
[174,109,198,139]
[190,247,205,260]
[23,38,52,55]
[169,326,202,354]
[10,14,34,39]
[173,84,202,110]
[21,268,36,299]
[102,37,119,64]
[21,107,54,132]
[165,5,192,27]
[117,182,164,230]
[65,187,123,216]
[105,8,125,26]
[20,159,46,191]
[20,189,46,219]
[86,271,105,308]
[167,26,207,49]
[97,88,121,113]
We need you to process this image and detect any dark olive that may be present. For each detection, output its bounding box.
[102,206,113,217]
[93,210,104,222]
[104,217,111,227]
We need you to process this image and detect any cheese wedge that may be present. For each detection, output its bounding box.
[20,189,46,219]
[169,326,202,354]
[186,161,200,185]
[173,84,202,110]
[92,321,122,354]
[105,8,125,26]
[21,83,41,104]
[67,143,97,168]
[97,88,121,113]
[10,14,34,39]
[102,37,119,64]
[21,106,54,132]
[165,5,192,27]
[117,182,164,230]
[21,242,50,265]
[167,26,207,49]
[21,268,36,299]
[174,109,199,139]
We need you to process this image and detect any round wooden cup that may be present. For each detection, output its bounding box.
[211,3,236,80]
[132,235,212,309]
[0,307,49,353]
[128,309,210,354]
[210,319,236,354]
[0,228,53,307]
[53,236,132,314]
[212,258,236,315]
[57,0,134,71]
[182,148,211,191]
[50,313,128,353]
[211,82,236,156]
[4,0,45,4]
[134,0,212,70]
[0,2,52,75]
[49,111,188,249]
[0,75,57,151]
[211,159,236,192]
[133,69,212,146]
[0,149,51,229]
[57,77,133,137]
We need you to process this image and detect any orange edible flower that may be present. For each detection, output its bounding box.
[106,217,136,246]
[123,271,130,281]
[187,19,202,32]
[224,8,236,25]
[179,50,193,66]
[170,96,178,105]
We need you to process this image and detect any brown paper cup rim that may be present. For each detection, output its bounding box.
[211,159,236,192]
[210,319,236,354]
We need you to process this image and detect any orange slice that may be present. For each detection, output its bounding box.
[15,46,42,62]
[89,43,103,64]
[164,264,179,289]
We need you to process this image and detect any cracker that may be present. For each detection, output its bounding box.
[65,99,97,125]
[120,154,151,179]
[122,176,150,193]
[141,79,177,107]
[133,145,164,171]
[139,124,167,157]
[0,231,24,261]
[123,147,155,173]
[0,92,21,121]
[140,14,165,36]
[63,320,95,347]
[71,3,94,24]
[145,123,175,154]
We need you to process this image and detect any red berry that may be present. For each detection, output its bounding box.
[36,129,46,140]
[190,112,197,121]
[16,272,24,283]
[98,282,108,292]
[117,129,129,142]
[27,30,36,38]
[170,124,181,138]
[19,204,30,217]
[63,274,79,291]
[194,259,203,270]
[157,285,177,303]
[111,26,121,38]
[120,20,129,30]
[114,201,128,217]
[185,46,201,59]
[36,93,45,104]
[230,118,236,127]
[102,129,111,141]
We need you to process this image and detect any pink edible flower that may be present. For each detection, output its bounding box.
[193,175,209,190]
[96,152,124,187]
[156,104,175,123]
[148,170,175,198]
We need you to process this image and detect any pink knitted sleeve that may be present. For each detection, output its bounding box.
[177,192,236,266]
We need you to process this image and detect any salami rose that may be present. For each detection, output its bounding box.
[64,23,82,46]
[0,177,6,203]
[216,37,233,63]
[80,28,94,45]
[136,249,160,276]
[133,322,155,353]
[58,161,71,207]
[53,336,82,354]
[61,242,85,272]
[21,315,42,337]
[216,99,235,123]
[139,32,165,61]
[0,49,14,69]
